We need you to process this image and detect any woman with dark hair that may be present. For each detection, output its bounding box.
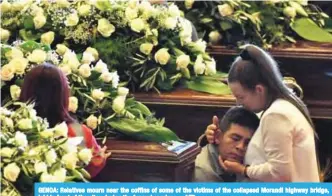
[20,63,111,178]
[205,44,320,182]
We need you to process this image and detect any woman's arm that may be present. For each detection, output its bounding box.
[81,125,108,178]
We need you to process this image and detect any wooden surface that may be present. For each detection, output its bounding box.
[92,139,201,182]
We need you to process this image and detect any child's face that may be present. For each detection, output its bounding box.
[217,123,254,163]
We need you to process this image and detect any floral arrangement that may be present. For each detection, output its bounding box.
[0,0,229,94]
[176,0,332,48]
[0,102,92,195]
[0,40,179,142]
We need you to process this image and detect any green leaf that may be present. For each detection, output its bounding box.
[19,29,41,41]
[108,118,179,142]
[156,78,173,91]
[200,17,213,24]
[184,78,232,95]
[23,16,34,30]
[291,18,332,42]
[220,21,233,31]
[88,70,102,81]
[135,101,152,116]
[19,40,41,52]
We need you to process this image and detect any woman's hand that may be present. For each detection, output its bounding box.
[205,116,221,144]
[218,155,246,175]
[92,146,112,166]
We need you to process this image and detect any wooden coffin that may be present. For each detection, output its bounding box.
[132,42,332,182]
[92,139,201,182]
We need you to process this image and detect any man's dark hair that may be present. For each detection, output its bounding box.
[219,106,259,133]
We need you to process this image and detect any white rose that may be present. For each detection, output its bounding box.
[111,71,119,88]
[185,0,195,9]
[118,87,129,97]
[40,172,55,182]
[11,1,25,12]
[4,163,20,182]
[193,39,207,53]
[56,0,70,8]
[100,72,112,83]
[125,7,138,20]
[41,31,55,45]
[10,85,21,101]
[34,162,47,174]
[56,44,68,56]
[194,55,205,75]
[78,149,92,164]
[209,31,222,44]
[82,52,95,64]
[139,1,155,19]
[168,4,180,17]
[164,17,177,30]
[60,140,78,153]
[112,96,125,114]
[130,18,145,33]
[283,7,297,18]
[68,96,78,113]
[45,149,57,166]
[0,1,12,13]
[78,4,91,16]
[154,48,170,65]
[85,47,99,61]
[40,128,54,139]
[6,48,24,60]
[176,54,190,70]
[59,64,71,75]
[28,49,47,64]
[128,0,138,9]
[33,14,47,29]
[54,122,68,138]
[53,168,66,182]
[4,117,14,129]
[91,89,105,101]
[18,118,33,130]
[1,64,15,81]
[140,43,153,55]
[97,18,115,37]
[78,64,91,78]
[179,18,193,45]
[63,50,80,71]
[65,12,79,27]
[86,115,98,130]
[94,59,108,73]
[1,28,10,42]
[205,59,217,75]
[31,4,44,16]
[218,4,233,17]
[14,132,28,148]
[1,147,15,158]
[9,58,29,75]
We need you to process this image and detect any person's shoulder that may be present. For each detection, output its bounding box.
[265,98,300,116]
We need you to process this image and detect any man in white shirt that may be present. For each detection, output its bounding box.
[193,106,259,182]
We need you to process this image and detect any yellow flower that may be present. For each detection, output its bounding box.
[97,18,115,37]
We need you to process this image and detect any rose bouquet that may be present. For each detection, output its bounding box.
[176,0,332,48]
[1,40,179,142]
[1,102,92,195]
[0,0,230,95]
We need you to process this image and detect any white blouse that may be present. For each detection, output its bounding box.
[244,99,320,182]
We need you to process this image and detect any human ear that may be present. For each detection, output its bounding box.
[255,84,265,95]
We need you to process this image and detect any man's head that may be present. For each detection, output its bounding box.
[217,106,259,163]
